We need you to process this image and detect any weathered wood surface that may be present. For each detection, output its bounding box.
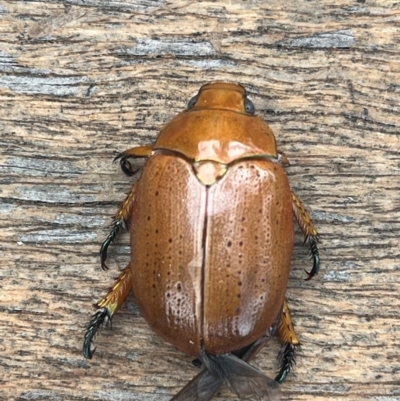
[1,1,399,400]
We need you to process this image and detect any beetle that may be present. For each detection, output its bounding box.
[83,82,320,400]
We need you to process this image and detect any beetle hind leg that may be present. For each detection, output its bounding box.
[83,264,133,359]
[275,299,300,383]
[100,183,137,270]
[292,192,320,280]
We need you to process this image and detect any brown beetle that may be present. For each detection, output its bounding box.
[83,83,320,400]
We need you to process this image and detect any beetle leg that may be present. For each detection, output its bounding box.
[275,298,300,383]
[83,263,133,359]
[101,147,151,269]
[292,192,320,280]
[100,183,137,270]
[114,145,153,176]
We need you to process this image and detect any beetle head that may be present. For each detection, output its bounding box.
[188,82,255,115]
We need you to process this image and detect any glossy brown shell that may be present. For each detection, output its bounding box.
[130,82,294,356]
[131,159,293,356]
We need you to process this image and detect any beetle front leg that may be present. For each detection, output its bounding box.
[292,192,320,280]
[83,263,133,359]
[114,145,153,176]
[100,183,137,270]
[275,298,300,384]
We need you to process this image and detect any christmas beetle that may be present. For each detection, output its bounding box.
[83,82,320,400]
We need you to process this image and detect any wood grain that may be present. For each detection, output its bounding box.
[1,1,399,400]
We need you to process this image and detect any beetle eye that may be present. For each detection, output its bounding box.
[187,95,198,109]
[245,98,255,115]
